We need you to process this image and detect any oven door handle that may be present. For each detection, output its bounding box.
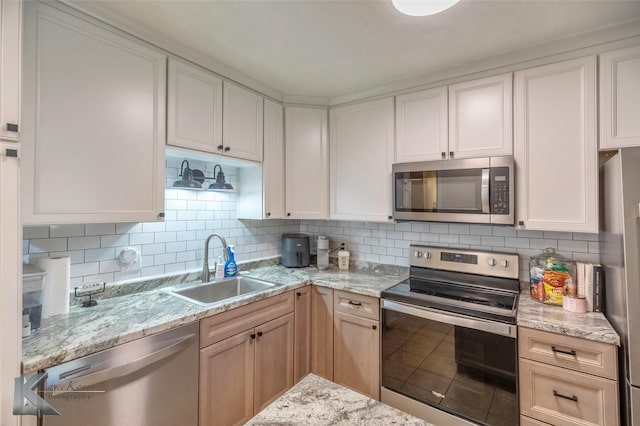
[381,299,517,338]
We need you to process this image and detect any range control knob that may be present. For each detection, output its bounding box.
[425,252,431,259]
[487,258,497,267]
[500,259,510,268]
[414,251,423,258]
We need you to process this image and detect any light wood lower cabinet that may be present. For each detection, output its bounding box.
[333,290,380,400]
[311,285,334,380]
[518,327,619,426]
[294,285,312,382]
[199,293,294,426]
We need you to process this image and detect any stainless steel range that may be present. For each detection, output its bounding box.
[381,245,520,426]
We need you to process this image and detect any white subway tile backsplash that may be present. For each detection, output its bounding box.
[23,162,603,285]
[68,236,100,250]
[85,224,116,236]
[24,226,50,239]
[29,238,67,253]
[50,224,85,238]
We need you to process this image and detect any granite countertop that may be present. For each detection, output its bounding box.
[22,262,408,374]
[516,294,620,346]
[247,374,430,426]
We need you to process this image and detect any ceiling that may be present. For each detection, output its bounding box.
[67,0,640,100]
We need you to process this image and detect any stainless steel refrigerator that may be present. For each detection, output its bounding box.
[601,147,640,425]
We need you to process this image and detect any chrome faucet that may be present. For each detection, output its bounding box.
[202,233,229,283]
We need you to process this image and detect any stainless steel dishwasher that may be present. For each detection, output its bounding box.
[41,322,198,426]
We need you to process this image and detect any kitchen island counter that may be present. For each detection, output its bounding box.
[247,373,430,426]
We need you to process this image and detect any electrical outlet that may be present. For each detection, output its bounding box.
[330,239,347,256]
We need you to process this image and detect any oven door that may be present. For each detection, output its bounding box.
[381,299,518,426]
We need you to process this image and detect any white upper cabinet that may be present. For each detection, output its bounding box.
[449,73,513,160]
[263,100,285,219]
[600,45,640,149]
[22,2,166,224]
[395,87,448,162]
[514,56,598,233]
[223,81,264,162]
[167,58,223,154]
[0,0,21,141]
[285,106,328,220]
[238,99,284,220]
[330,98,394,222]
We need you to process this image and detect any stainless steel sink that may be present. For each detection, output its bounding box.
[163,276,277,306]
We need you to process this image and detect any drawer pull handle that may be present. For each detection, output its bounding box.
[348,300,362,307]
[551,346,577,356]
[553,390,578,402]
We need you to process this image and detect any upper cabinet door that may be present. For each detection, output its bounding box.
[600,45,640,149]
[0,0,21,141]
[167,58,222,153]
[263,99,285,219]
[285,106,328,220]
[514,56,597,233]
[395,87,448,163]
[330,98,394,222]
[223,81,263,162]
[449,73,513,159]
[22,2,166,224]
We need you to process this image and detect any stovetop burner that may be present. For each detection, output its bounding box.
[381,245,521,324]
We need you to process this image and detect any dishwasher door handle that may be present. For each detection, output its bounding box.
[54,332,196,392]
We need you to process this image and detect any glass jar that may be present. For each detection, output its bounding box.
[529,248,575,305]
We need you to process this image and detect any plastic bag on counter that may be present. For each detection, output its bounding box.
[529,248,576,305]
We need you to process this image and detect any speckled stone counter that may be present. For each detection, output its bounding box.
[22,262,408,374]
[517,295,620,346]
[247,374,430,426]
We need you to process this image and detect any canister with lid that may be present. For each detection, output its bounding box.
[529,248,575,305]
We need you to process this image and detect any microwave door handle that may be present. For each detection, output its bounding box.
[481,168,490,214]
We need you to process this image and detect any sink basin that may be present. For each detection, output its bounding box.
[163,276,277,306]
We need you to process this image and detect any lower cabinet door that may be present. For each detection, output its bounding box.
[333,311,380,399]
[519,358,619,426]
[294,286,312,382]
[311,286,334,380]
[253,313,294,413]
[199,330,255,426]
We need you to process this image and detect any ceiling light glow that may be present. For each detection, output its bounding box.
[392,0,460,16]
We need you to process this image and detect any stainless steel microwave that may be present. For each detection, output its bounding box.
[392,156,514,225]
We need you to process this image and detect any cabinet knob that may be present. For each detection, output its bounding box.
[287,213,291,217]
[6,123,18,132]
[388,215,393,220]
[257,331,263,337]
[224,147,230,152]
[372,325,377,330]
[158,212,165,218]
[296,292,302,298]
[441,152,446,159]
[518,221,525,226]
[266,212,271,217]
[217,145,224,151]
[250,333,256,340]
[449,151,454,158]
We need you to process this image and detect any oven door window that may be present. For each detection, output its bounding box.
[394,169,484,213]
[382,309,518,425]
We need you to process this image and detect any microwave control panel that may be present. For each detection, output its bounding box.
[490,167,510,215]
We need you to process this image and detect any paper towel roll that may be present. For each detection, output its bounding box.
[36,256,70,318]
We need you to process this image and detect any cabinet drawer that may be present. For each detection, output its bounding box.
[200,291,294,348]
[334,290,379,320]
[519,327,617,379]
[520,415,551,425]
[519,359,619,426]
